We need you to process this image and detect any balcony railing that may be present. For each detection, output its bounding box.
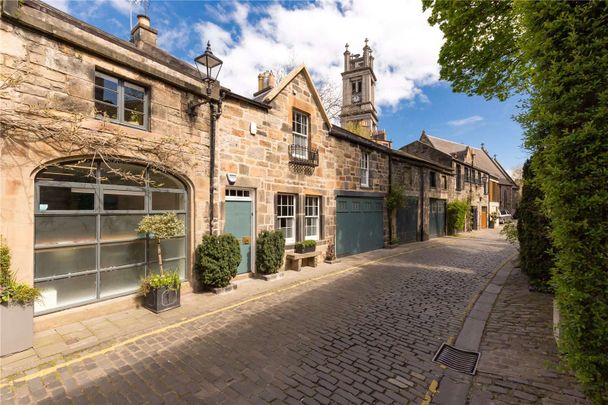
[289,144,319,167]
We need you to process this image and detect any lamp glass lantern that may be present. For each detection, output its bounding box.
[194,41,223,96]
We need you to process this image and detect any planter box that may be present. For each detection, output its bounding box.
[255,272,284,281]
[142,286,180,313]
[1,302,34,356]
[295,245,315,254]
[211,283,237,294]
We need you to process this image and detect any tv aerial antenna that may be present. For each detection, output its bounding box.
[129,0,150,29]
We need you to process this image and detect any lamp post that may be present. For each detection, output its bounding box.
[190,42,224,234]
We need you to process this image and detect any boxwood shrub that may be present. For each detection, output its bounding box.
[447,199,469,234]
[196,234,241,288]
[256,230,285,275]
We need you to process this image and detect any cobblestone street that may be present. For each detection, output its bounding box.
[0,232,562,404]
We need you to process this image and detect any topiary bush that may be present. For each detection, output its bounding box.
[0,236,41,305]
[256,230,285,275]
[196,234,241,288]
[447,199,469,234]
[517,158,553,290]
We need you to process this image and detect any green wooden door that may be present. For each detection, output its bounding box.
[336,196,384,257]
[429,199,446,238]
[396,197,418,243]
[224,200,252,274]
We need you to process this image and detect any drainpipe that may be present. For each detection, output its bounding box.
[208,93,224,235]
[419,166,424,241]
[388,153,393,244]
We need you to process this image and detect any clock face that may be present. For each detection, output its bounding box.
[352,94,361,103]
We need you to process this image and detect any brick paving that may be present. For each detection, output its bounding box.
[1,232,515,404]
[468,267,588,404]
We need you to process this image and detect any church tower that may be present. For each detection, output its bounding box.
[340,39,378,137]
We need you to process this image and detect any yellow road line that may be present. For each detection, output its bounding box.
[0,243,440,389]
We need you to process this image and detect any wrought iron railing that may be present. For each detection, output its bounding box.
[289,144,319,167]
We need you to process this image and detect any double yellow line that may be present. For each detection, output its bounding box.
[1,243,438,389]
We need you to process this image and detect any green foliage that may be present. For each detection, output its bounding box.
[386,185,405,213]
[390,236,399,245]
[140,271,180,296]
[447,200,468,234]
[295,240,316,249]
[426,1,608,400]
[196,234,241,288]
[256,230,285,275]
[517,159,553,289]
[0,236,41,305]
[500,221,518,245]
[489,211,498,223]
[137,213,185,240]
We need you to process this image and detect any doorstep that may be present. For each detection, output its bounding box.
[0,239,434,383]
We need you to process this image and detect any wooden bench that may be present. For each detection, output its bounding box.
[286,251,323,271]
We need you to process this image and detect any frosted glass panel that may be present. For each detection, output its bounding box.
[100,265,145,298]
[103,192,145,210]
[34,274,97,313]
[35,216,96,245]
[149,258,185,279]
[101,215,144,241]
[147,237,185,260]
[152,192,185,210]
[100,241,145,268]
[35,246,96,278]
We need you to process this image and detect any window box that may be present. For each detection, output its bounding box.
[295,240,316,254]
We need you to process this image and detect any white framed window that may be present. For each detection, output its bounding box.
[292,110,309,159]
[276,194,295,244]
[305,196,320,241]
[360,152,370,187]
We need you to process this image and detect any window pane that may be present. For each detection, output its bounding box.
[124,95,144,112]
[100,265,146,298]
[95,74,118,91]
[101,215,145,241]
[36,163,97,183]
[39,186,95,211]
[152,192,185,210]
[103,191,145,210]
[124,82,144,98]
[124,109,144,126]
[34,273,97,313]
[148,170,184,189]
[94,87,118,106]
[100,240,146,268]
[35,215,96,245]
[35,245,96,279]
[147,237,185,261]
[101,163,147,186]
[148,258,185,279]
[95,102,118,120]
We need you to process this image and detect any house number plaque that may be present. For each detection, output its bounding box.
[242,236,251,245]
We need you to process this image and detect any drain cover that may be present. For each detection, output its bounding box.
[432,343,480,375]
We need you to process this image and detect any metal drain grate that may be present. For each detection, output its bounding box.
[432,343,480,375]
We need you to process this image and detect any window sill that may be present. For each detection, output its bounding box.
[95,116,149,132]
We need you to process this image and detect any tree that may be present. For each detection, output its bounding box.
[424,1,608,401]
[137,213,185,275]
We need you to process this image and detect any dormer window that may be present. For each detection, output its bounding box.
[95,71,149,130]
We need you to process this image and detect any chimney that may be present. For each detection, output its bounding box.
[255,71,276,93]
[131,15,157,48]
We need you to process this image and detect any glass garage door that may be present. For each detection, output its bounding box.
[34,161,187,315]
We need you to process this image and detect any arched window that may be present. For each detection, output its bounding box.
[34,161,187,314]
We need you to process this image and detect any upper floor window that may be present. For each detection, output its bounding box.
[456,165,462,191]
[95,72,149,130]
[360,152,370,187]
[442,175,447,190]
[464,167,470,183]
[292,110,309,158]
[430,171,437,188]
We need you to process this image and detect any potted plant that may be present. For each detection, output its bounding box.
[136,213,185,313]
[388,236,400,248]
[489,211,498,229]
[256,230,285,279]
[196,234,241,293]
[324,243,339,264]
[295,240,316,254]
[0,236,41,356]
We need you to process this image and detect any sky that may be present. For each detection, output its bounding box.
[47,0,529,173]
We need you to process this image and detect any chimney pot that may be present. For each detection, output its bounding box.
[256,71,275,93]
[131,15,157,48]
[137,14,150,27]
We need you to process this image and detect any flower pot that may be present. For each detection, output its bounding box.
[142,286,180,313]
[0,302,34,356]
[295,245,315,254]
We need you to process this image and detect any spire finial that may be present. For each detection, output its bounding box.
[345,43,349,50]
[206,41,212,52]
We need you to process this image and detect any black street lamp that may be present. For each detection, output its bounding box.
[194,41,223,96]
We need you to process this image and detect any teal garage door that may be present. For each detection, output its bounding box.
[336,196,384,257]
[396,197,419,243]
[429,198,446,238]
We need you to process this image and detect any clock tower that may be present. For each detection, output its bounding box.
[340,39,378,137]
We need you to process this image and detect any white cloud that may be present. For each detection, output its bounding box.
[45,0,69,12]
[448,115,484,126]
[194,0,443,110]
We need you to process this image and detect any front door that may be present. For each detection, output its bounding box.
[224,189,253,274]
[481,206,488,229]
[429,199,446,238]
[397,197,418,243]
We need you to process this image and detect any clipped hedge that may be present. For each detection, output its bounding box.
[516,158,553,289]
[447,199,469,234]
[256,230,285,275]
[196,234,241,288]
